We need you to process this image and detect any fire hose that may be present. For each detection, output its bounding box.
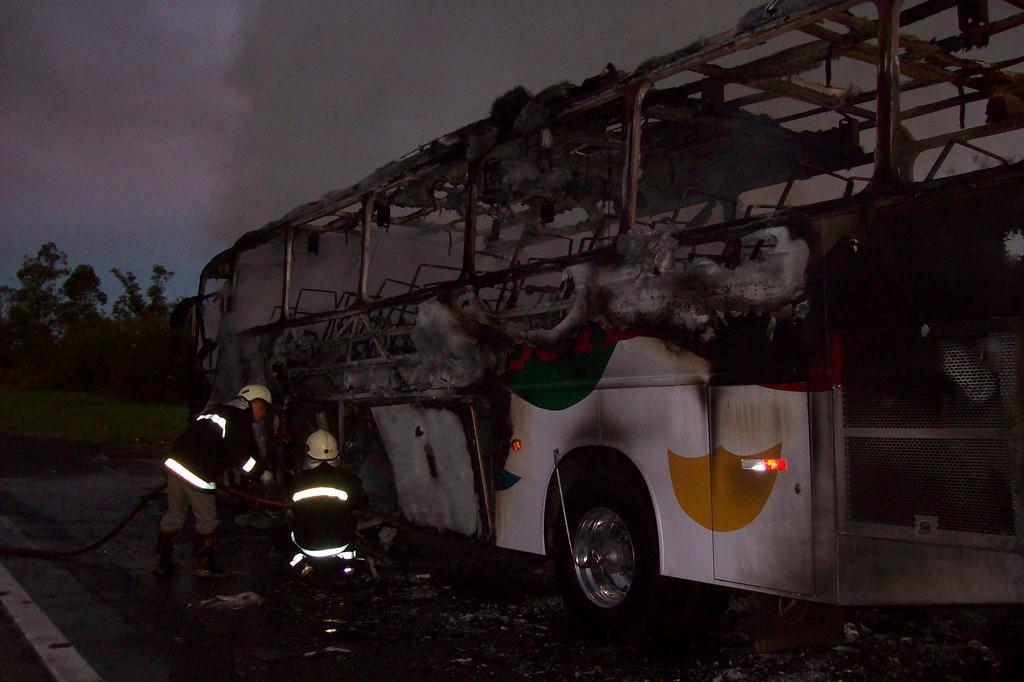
[0,482,291,560]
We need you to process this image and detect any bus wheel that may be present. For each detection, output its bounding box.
[550,468,662,639]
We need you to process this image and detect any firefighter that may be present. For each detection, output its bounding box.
[289,429,365,574]
[155,384,272,578]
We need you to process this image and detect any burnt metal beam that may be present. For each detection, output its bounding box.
[912,113,1024,151]
[461,161,480,279]
[709,39,831,83]
[748,76,878,120]
[771,79,935,125]
[875,0,904,185]
[561,0,862,118]
[244,244,616,337]
[899,0,959,24]
[281,227,294,320]
[812,10,1024,93]
[923,138,1008,180]
[800,24,954,88]
[620,81,652,234]
[694,63,878,120]
[897,88,989,122]
[781,75,1018,133]
[980,10,1024,37]
[357,194,375,303]
[678,0,959,116]
[725,91,779,108]
[832,11,983,73]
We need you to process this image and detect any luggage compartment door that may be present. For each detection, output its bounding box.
[710,385,813,594]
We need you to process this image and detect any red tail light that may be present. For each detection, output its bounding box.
[741,458,788,472]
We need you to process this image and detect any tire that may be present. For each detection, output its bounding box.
[549,461,729,645]
[549,465,663,639]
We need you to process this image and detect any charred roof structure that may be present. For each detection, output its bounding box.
[191,0,1023,409]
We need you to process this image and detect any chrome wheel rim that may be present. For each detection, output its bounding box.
[572,507,635,608]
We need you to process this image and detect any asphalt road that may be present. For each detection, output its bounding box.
[2,434,1023,681]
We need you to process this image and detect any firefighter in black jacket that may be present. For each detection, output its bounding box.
[155,384,272,578]
[289,429,365,574]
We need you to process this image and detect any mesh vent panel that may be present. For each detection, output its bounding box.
[845,437,1016,536]
[843,332,1016,429]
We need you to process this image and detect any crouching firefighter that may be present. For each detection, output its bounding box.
[155,384,273,578]
[289,429,366,575]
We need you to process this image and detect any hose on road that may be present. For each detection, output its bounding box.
[222,485,293,509]
[0,482,290,559]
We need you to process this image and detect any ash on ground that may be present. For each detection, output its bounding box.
[173,512,1024,681]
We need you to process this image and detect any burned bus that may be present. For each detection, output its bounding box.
[188,0,1024,633]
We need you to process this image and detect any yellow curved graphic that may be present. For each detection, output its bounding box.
[668,443,782,532]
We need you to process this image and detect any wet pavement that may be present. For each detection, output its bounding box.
[2,434,1024,680]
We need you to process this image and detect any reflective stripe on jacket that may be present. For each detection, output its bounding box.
[165,398,258,490]
[290,463,365,553]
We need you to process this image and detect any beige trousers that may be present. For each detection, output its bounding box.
[160,472,218,535]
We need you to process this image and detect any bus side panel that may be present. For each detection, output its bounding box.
[811,389,839,603]
[497,337,717,575]
[372,404,481,537]
[837,535,1024,605]
[709,385,814,595]
[597,385,715,583]
[496,393,600,555]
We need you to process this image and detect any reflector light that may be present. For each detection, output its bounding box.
[164,458,217,490]
[511,439,522,451]
[741,458,788,472]
[290,553,304,567]
[242,457,257,473]
[292,486,349,502]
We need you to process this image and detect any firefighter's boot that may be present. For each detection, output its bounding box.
[154,530,178,577]
[194,533,231,579]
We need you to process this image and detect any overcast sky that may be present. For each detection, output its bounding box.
[1,0,765,301]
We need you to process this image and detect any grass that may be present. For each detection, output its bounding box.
[0,387,186,447]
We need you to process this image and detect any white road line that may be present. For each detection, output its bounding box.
[0,560,103,682]
[0,526,103,682]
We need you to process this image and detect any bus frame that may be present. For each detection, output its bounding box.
[187,0,1024,630]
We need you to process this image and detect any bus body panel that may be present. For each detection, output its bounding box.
[496,392,600,555]
[372,404,481,537]
[597,384,715,583]
[837,534,1024,605]
[709,385,814,595]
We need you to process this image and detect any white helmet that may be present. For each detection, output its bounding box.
[237,384,272,405]
[306,429,339,461]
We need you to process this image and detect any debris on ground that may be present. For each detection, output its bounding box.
[199,591,263,609]
[163,500,1024,679]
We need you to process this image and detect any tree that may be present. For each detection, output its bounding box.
[9,242,69,337]
[111,265,175,319]
[110,268,145,320]
[146,264,174,317]
[0,284,12,319]
[3,244,188,400]
[0,285,15,374]
[58,264,108,327]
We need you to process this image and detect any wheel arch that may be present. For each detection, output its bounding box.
[542,445,662,569]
